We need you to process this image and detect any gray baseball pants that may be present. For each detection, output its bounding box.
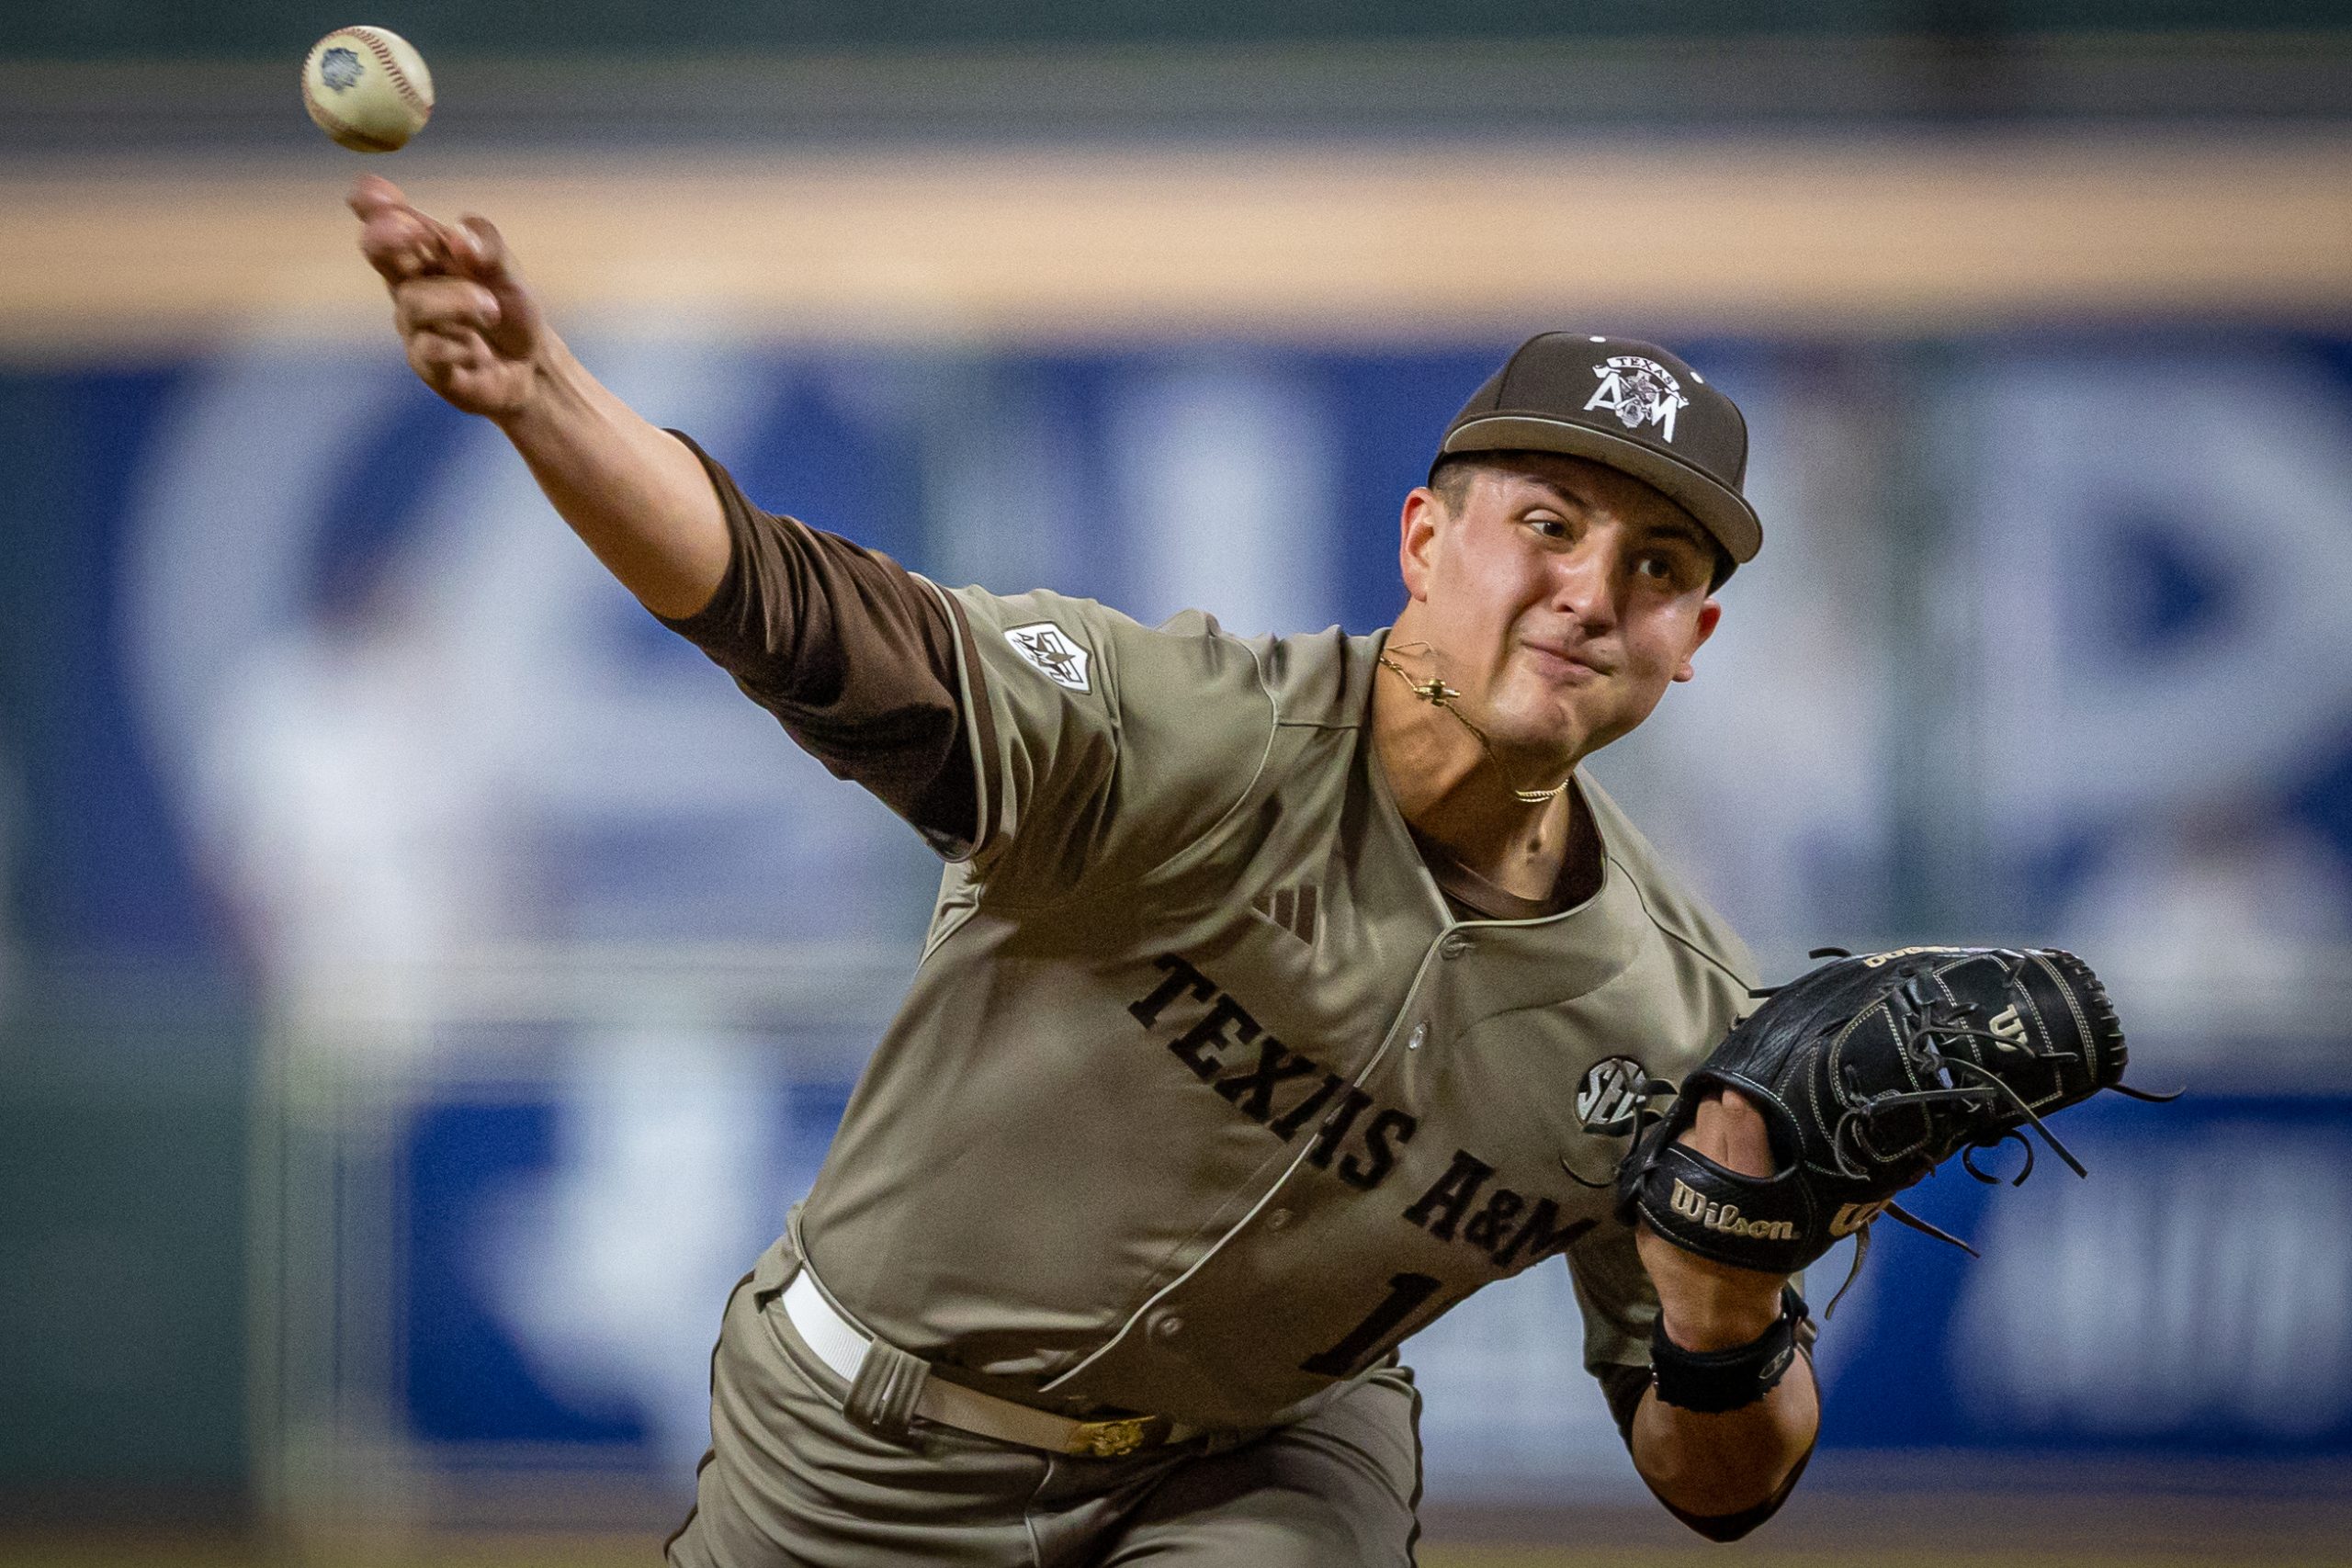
[665,1235,1424,1568]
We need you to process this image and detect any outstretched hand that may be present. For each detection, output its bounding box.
[350,174,548,421]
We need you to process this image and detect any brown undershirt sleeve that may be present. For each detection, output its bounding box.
[654,431,981,856]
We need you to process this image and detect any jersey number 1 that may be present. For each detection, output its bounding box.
[1299,1271,1442,1379]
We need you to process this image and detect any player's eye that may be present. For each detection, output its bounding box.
[1634,549,1699,587]
[1524,513,1570,540]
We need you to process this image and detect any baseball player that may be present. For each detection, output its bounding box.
[351,173,1818,1563]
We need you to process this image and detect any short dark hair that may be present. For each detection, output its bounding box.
[1427,451,1735,591]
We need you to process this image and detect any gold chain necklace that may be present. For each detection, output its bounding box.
[1377,643,1572,805]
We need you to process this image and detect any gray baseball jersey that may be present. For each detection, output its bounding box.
[664,438,1758,1437]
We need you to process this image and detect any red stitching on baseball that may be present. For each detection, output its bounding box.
[351,28,430,116]
[303,82,404,152]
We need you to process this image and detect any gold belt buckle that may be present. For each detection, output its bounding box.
[1069,1415,1154,1458]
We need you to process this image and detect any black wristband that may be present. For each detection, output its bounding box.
[1648,1286,1808,1414]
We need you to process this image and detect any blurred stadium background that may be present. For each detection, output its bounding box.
[6,2,2352,1564]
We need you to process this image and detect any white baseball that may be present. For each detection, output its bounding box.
[301,26,435,153]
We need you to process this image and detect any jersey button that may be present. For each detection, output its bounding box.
[1265,1207,1292,1231]
[1151,1312,1184,1339]
[1440,934,1472,960]
[1408,1023,1428,1051]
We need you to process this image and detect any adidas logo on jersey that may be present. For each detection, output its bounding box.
[1669,1179,1797,1242]
[1250,886,1319,944]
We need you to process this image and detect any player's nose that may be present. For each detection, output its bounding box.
[1544,536,1623,633]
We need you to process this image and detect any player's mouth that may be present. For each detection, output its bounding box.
[1521,640,1613,682]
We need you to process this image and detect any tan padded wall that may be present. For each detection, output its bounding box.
[6,138,2350,355]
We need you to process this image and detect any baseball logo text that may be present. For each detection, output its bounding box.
[319,47,364,91]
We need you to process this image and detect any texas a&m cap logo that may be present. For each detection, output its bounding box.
[1430,333,1763,568]
[1584,355,1690,442]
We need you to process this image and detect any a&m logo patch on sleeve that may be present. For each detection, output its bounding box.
[1005,623,1092,694]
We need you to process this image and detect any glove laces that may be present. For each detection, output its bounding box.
[1812,950,2179,1314]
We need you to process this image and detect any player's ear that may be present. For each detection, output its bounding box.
[1399,487,1444,603]
[1670,597,1722,683]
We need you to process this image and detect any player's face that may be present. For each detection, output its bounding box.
[1396,455,1722,766]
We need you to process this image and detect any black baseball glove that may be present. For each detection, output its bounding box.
[1619,946,2175,1299]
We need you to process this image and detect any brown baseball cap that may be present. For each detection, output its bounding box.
[1432,333,1762,567]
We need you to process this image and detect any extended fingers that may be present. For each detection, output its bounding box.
[406,330,474,375]
[351,176,466,285]
[403,329,499,399]
[394,275,502,336]
[359,209,451,284]
[447,213,523,288]
[345,172,409,220]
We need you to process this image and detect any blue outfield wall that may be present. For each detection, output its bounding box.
[1816,1092,2352,1457]
[392,1074,2352,1491]
[6,333,2352,1504]
[19,333,2352,962]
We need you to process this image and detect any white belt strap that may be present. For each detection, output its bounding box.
[780,1271,870,1382]
[779,1262,1192,1458]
